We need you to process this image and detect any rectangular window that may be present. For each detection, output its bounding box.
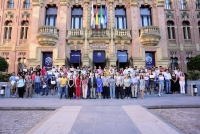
[8,0,14,8]
[183,27,187,39]
[115,7,127,29]
[71,7,83,29]
[24,0,30,8]
[140,7,152,27]
[45,7,57,26]
[91,6,107,29]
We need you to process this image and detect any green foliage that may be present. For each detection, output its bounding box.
[0,72,12,82]
[186,71,200,80]
[187,55,200,71]
[0,56,9,72]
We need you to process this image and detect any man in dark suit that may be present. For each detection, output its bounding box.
[88,73,96,99]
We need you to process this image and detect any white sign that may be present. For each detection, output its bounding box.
[89,44,109,50]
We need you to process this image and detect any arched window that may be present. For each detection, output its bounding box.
[165,0,172,9]
[4,21,12,39]
[180,0,186,9]
[7,0,14,8]
[182,21,191,39]
[170,57,178,70]
[20,21,29,39]
[167,21,175,39]
[23,0,30,8]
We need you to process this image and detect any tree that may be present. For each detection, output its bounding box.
[187,55,200,71]
[0,56,9,72]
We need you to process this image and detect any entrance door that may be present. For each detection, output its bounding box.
[93,51,105,69]
[70,50,81,68]
[117,51,128,70]
[43,52,53,67]
[145,52,155,69]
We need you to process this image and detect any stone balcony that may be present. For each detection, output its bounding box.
[36,26,59,46]
[139,26,161,46]
[66,29,85,44]
[88,29,111,43]
[113,29,132,43]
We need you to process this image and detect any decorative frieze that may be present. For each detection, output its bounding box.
[59,0,70,7]
[128,0,139,6]
[89,44,109,50]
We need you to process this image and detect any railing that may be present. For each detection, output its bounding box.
[140,26,160,37]
[184,39,192,44]
[168,39,176,44]
[3,39,11,44]
[114,29,131,38]
[37,26,59,46]
[67,29,85,37]
[88,29,110,37]
[38,26,59,37]
[139,26,161,46]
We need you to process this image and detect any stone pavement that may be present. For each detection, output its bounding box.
[0,96,199,134]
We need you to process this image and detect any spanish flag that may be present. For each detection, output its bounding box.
[95,4,98,29]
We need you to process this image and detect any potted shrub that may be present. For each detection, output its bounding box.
[186,55,200,95]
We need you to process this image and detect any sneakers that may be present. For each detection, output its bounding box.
[158,94,161,97]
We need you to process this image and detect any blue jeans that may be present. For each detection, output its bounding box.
[35,82,40,94]
[165,80,171,93]
[57,84,61,95]
[60,86,66,99]
[42,86,49,95]
[145,80,149,89]
[110,86,115,98]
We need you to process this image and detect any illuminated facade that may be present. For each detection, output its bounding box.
[0,0,200,73]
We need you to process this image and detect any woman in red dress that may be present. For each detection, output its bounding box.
[75,74,81,100]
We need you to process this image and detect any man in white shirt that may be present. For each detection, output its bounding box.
[128,66,134,74]
[164,69,172,94]
[131,74,139,98]
[123,66,129,75]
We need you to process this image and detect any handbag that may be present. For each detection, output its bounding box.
[51,81,56,84]
[43,85,47,88]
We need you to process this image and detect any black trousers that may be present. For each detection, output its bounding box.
[68,87,74,98]
[116,86,123,99]
[103,86,109,99]
[18,87,24,98]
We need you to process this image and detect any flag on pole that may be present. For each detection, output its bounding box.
[104,5,108,25]
[100,2,104,26]
[91,2,94,27]
[95,4,98,29]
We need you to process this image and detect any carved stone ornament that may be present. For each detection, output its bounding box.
[128,0,139,6]
[166,12,174,19]
[22,11,30,20]
[6,12,14,20]
[32,0,44,7]
[59,0,70,7]
[181,12,189,19]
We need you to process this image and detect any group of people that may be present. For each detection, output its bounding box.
[9,65,186,99]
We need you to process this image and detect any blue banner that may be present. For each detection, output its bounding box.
[93,51,105,63]
[43,52,53,67]
[145,52,155,68]
[70,51,81,63]
[117,51,127,63]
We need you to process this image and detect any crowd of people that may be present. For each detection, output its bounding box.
[9,65,186,99]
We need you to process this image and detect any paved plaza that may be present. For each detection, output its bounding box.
[0,95,199,134]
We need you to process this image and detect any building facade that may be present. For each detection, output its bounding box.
[0,0,200,73]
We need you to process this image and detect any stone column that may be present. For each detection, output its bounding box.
[108,0,117,66]
[28,1,42,67]
[82,0,90,66]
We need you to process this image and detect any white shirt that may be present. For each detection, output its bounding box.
[123,69,129,75]
[155,70,160,77]
[54,72,59,78]
[128,68,133,74]
[164,73,172,80]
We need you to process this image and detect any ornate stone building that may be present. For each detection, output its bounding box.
[0,0,200,73]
